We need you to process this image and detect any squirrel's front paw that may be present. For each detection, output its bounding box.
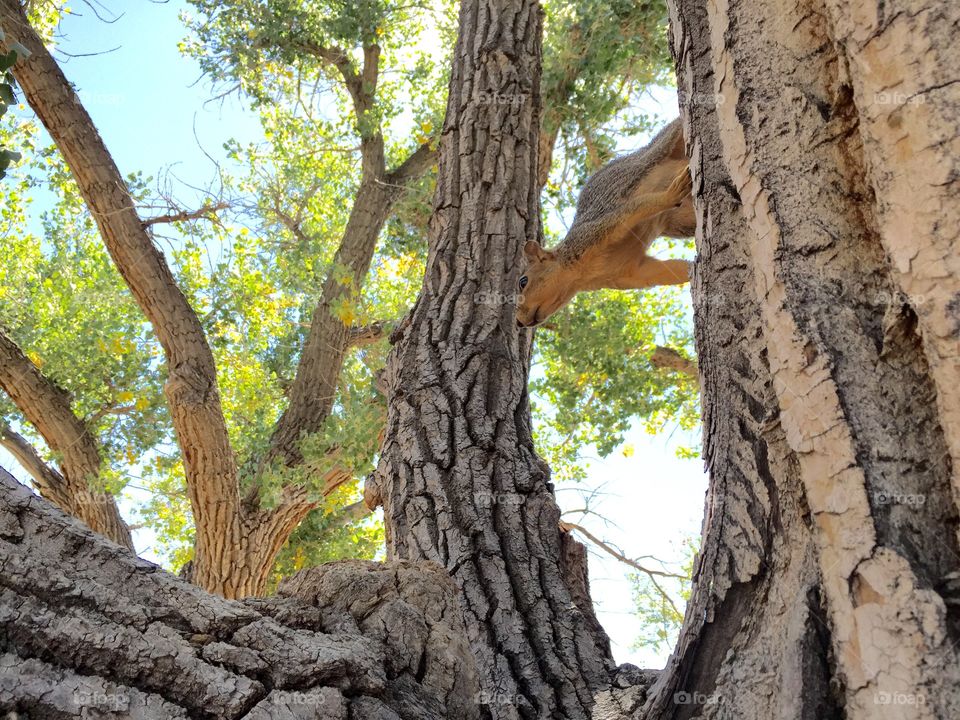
[666,169,692,205]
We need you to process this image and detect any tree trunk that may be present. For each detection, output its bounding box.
[0,469,482,720]
[638,0,960,717]
[366,0,614,718]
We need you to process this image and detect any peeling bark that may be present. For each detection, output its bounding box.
[638,0,960,716]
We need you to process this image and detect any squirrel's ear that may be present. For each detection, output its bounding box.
[523,240,552,262]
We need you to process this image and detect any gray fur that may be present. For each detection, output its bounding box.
[558,118,684,260]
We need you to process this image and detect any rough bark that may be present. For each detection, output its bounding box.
[0,327,133,549]
[636,0,960,717]
[0,468,481,719]
[366,0,614,717]
[0,1,436,597]
[0,0,246,594]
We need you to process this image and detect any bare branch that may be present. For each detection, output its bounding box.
[559,520,686,618]
[558,521,687,580]
[141,201,229,228]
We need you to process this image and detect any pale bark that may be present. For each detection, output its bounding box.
[636,0,960,717]
[0,468,480,720]
[367,0,615,718]
[0,327,133,549]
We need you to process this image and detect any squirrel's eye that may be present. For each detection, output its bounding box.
[518,276,528,290]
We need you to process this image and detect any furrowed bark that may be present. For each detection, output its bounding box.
[1,4,437,597]
[369,0,614,717]
[0,0,246,593]
[0,328,132,549]
[0,469,481,720]
[639,0,960,717]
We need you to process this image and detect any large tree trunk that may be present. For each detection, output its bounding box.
[638,0,960,717]
[0,469,482,719]
[365,0,614,718]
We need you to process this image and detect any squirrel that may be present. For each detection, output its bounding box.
[516,118,695,328]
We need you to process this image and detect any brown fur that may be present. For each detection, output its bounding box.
[517,118,695,327]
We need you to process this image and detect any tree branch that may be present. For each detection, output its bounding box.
[0,327,133,548]
[262,137,435,471]
[0,2,234,563]
[558,520,685,618]
[347,321,391,347]
[558,521,687,580]
[0,426,65,497]
[385,140,437,188]
[141,201,229,228]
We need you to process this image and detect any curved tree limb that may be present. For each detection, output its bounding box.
[0,327,133,548]
[0,1,246,588]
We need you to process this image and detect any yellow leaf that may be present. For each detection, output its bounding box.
[622,444,635,458]
[118,391,134,403]
[27,351,43,368]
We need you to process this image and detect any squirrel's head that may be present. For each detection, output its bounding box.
[516,240,577,328]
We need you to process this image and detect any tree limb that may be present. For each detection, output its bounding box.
[385,140,437,188]
[0,426,65,498]
[558,520,687,580]
[141,200,229,227]
[558,520,686,618]
[0,1,235,568]
[0,327,133,548]
[262,148,434,471]
[348,321,391,347]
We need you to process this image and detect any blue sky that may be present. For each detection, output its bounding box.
[0,0,708,669]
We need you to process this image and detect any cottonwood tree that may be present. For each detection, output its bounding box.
[642,0,960,716]
[0,0,446,598]
[5,0,955,717]
[0,0,690,597]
